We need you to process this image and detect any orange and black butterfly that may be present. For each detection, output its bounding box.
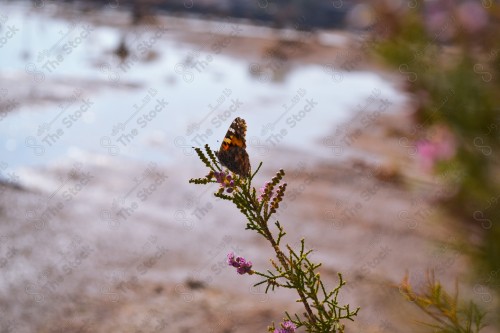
[216,117,251,177]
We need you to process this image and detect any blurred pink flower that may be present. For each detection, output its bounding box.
[416,126,456,171]
[457,1,488,34]
[424,0,456,41]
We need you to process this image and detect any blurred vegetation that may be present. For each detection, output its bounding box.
[400,271,487,333]
[370,0,500,329]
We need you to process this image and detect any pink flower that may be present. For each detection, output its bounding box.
[424,0,456,41]
[227,252,253,275]
[417,140,439,171]
[416,126,456,171]
[274,320,297,333]
[257,181,274,203]
[457,1,488,34]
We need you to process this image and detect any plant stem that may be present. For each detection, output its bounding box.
[253,203,317,323]
[243,184,317,324]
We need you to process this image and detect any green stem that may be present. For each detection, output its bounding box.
[243,185,317,324]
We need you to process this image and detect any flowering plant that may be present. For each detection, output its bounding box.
[370,1,498,331]
[189,144,358,332]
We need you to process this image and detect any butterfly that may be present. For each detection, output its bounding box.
[216,117,251,177]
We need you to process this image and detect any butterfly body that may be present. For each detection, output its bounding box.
[216,117,251,177]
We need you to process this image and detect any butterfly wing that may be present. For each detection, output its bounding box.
[216,117,251,177]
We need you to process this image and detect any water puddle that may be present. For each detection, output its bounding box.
[0,3,404,172]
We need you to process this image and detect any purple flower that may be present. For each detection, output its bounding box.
[257,181,274,203]
[274,320,297,333]
[214,171,236,193]
[227,252,253,275]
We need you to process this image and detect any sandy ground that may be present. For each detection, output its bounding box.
[1,112,484,333]
[0,5,496,333]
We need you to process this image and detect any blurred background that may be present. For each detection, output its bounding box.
[0,0,498,332]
